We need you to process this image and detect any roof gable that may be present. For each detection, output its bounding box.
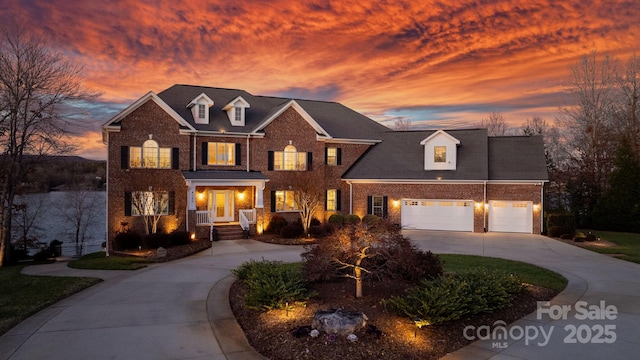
[252,100,330,137]
[102,91,195,131]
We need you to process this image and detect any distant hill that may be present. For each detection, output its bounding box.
[0,155,106,192]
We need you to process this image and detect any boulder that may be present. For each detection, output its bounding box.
[311,309,368,336]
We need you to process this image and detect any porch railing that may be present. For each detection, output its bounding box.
[195,209,256,226]
[239,209,256,230]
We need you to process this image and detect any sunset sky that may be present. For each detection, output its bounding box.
[3,0,639,160]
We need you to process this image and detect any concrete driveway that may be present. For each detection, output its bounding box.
[1,232,639,360]
[404,230,640,359]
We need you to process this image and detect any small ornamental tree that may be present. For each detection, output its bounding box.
[130,190,169,235]
[289,171,324,235]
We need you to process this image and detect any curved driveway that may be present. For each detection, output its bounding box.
[1,232,639,360]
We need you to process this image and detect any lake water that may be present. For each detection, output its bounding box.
[15,191,106,257]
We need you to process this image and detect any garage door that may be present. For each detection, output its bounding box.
[488,201,532,233]
[401,199,474,232]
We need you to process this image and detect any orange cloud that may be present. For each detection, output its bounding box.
[3,0,640,158]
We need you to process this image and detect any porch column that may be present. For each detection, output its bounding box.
[254,181,265,208]
[187,182,196,210]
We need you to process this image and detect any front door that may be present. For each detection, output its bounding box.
[209,190,234,222]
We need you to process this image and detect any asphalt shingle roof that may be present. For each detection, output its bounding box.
[182,170,269,181]
[488,136,549,181]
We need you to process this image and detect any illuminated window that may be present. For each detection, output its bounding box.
[130,191,169,216]
[129,140,172,169]
[275,190,299,211]
[207,142,235,165]
[327,148,337,165]
[372,196,384,217]
[274,145,307,171]
[326,189,337,211]
[434,146,446,163]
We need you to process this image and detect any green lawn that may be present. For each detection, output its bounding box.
[68,251,151,270]
[439,254,568,292]
[576,230,640,264]
[0,265,102,336]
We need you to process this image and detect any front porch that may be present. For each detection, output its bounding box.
[183,170,268,239]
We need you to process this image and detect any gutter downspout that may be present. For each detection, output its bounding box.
[347,181,353,214]
[483,181,487,232]
[246,134,250,172]
[105,135,110,257]
[540,182,544,234]
[193,134,197,171]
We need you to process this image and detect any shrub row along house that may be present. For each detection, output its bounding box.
[102,85,548,247]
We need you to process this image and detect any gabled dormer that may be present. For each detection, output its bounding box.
[187,93,214,124]
[420,130,460,170]
[222,96,250,127]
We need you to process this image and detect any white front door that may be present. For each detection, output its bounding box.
[209,190,234,222]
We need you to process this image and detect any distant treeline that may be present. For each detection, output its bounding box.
[10,155,106,192]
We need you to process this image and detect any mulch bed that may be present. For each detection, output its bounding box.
[230,278,558,360]
[112,239,211,262]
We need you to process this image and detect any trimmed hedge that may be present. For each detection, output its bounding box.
[546,212,576,237]
[382,269,524,325]
[232,259,316,310]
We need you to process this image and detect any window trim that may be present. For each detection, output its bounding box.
[274,190,299,212]
[434,146,447,163]
[272,145,308,171]
[127,141,174,169]
[125,191,175,216]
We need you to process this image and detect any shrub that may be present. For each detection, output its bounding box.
[546,213,576,237]
[142,232,172,249]
[308,225,326,238]
[344,214,361,225]
[170,231,191,246]
[365,236,443,282]
[232,259,315,310]
[310,217,321,227]
[267,215,288,234]
[113,231,142,251]
[328,214,344,226]
[280,224,304,239]
[33,250,52,262]
[382,269,524,325]
[548,226,564,238]
[362,214,380,227]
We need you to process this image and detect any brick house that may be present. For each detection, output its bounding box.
[102,85,548,247]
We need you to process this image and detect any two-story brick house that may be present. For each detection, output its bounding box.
[102,84,548,248]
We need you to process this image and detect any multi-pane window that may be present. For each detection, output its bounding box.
[326,189,337,211]
[130,191,169,216]
[235,107,242,122]
[198,104,206,119]
[372,195,384,217]
[275,190,298,211]
[326,147,337,166]
[207,142,235,165]
[274,145,307,171]
[129,140,172,169]
[434,146,446,163]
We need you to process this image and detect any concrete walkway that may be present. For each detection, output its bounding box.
[1,232,639,359]
[405,230,640,360]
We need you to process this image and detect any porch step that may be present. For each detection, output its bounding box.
[214,225,246,240]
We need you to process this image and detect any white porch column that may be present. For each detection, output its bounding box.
[187,181,196,210]
[254,181,265,208]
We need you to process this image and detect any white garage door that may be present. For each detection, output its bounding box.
[488,201,532,233]
[401,199,474,232]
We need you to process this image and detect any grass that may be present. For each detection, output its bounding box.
[439,254,568,292]
[575,230,640,264]
[68,251,152,270]
[0,265,102,336]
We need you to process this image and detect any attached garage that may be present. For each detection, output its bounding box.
[488,201,532,233]
[401,199,474,232]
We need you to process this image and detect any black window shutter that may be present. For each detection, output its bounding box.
[168,191,175,215]
[324,148,328,164]
[367,196,372,215]
[268,151,274,171]
[307,152,313,171]
[270,191,276,212]
[337,148,342,165]
[172,148,179,169]
[121,146,129,169]
[336,189,342,211]
[235,143,242,166]
[201,142,208,165]
[124,192,132,216]
[383,196,389,218]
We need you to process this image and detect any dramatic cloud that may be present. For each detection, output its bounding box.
[2,0,639,158]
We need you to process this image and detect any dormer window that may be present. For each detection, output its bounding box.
[434,146,446,163]
[187,93,214,124]
[420,130,460,171]
[222,96,250,127]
